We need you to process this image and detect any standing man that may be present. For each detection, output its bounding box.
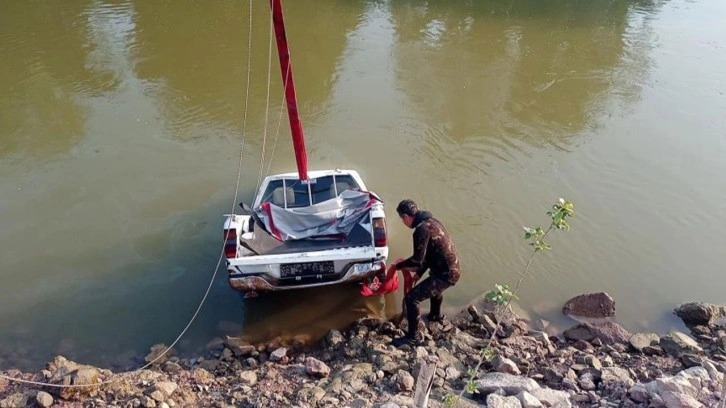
[390,199,460,347]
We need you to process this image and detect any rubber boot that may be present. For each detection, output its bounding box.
[391,305,419,348]
[428,295,444,322]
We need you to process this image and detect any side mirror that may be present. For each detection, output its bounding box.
[239,202,254,214]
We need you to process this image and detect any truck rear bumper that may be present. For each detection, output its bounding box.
[228,261,385,292]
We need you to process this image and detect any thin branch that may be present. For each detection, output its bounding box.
[449,204,568,407]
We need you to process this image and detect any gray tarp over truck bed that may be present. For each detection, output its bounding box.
[240,217,374,255]
[242,189,381,255]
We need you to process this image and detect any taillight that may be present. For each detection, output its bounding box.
[224,229,237,258]
[373,218,387,247]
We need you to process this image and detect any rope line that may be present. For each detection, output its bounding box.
[0,0,256,389]
[255,0,276,194]
[264,58,290,178]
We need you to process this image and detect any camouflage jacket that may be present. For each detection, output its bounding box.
[397,211,460,284]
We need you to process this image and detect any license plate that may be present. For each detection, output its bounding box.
[280,261,335,278]
[353,263,372,273]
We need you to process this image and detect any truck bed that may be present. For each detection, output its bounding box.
[239,218,373,256]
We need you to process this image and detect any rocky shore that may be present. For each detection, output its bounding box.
[1,295,725,408]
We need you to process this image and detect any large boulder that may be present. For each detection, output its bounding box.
[674,302,726,326]
[45,356,104,400]
[563,321,631,345]
[660,332,704,358]
[476,372,540,395]
[562,292,616,318]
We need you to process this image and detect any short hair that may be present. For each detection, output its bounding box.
[396,199,418,217]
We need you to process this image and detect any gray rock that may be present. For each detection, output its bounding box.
[348,398,369,408]
[477,372,540,395]
[516,391,544,408]
[396,369,415,391]
[445,365,462,381]
[384,394,415,407]
[703,360,724,382]
[563,322,631,345]
[660,390,704,408]
[159,381,179,395]
[650,393,666,407]
[680,354,704,368]
[643,345,665,356]
[349,378,367,393]
[629,333,660,352]
[36,391,53,408]
[571,394,591,403]
[297,386,326,404]
[269,347,287,362]
[0,393,28,408]
[145,344,173,365]
[561,377,578,391]
[436,347,467,372]
[660,332,704,358]
[149,390,166,403]
[162,361,182,374]
[584,355,602,370]
[601,367,634,387]
[493,355,521,375]
[224,338,256,357]
[305,357,331,378]
[198,359,218,371]
[482,314,500,334]
[413,346,429,360]
[674,302,726,326]
[468,305,482,321]
[578,372,597,391]
[562,292,616,318]
[141,396,156,408]
[239,370,258,385]
[220,347,233,361]
[147,381,177,401]
[487,393,523,408]
[628,383,649,403]
[326,329,345,347]
[530,388,572,408]
[381,361,404,374]
[680,366,710,384]
[245,357,258,368]
[646,375,699,399]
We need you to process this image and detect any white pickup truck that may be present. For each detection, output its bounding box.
[223,169,389,296]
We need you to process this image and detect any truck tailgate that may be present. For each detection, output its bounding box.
[240,218,373,255]
[228,245,379,267]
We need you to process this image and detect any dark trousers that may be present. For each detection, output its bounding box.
[404,276,452,337]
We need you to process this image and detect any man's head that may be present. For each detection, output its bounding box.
[396,199,418,228]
